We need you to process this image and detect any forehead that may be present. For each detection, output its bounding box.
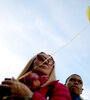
[37,52,49,58]
[69,75,82,81]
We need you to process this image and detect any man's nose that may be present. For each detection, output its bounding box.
[74,80,78,85]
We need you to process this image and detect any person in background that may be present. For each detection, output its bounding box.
[0,52,71,100]
[65,74,83,100]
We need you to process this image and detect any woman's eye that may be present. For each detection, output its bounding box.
[37,55,46,61]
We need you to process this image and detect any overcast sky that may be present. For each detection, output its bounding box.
[0,0,90,99]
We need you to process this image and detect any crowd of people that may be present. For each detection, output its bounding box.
[0,52,83,100]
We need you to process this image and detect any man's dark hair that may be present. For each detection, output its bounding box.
[65,74,83,85]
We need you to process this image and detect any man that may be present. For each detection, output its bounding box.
[65,74,83,100]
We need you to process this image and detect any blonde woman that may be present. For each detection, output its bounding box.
[0,52,71,100]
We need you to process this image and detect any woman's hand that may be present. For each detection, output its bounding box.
[0,79,33,97]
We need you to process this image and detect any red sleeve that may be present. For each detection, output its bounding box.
[32,92,46,100]
[50,83,71,100]
[32,83,71,100]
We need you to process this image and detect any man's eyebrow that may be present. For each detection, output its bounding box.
[77,78,82,82]
[69,77,78,81]
[69,78,82,83]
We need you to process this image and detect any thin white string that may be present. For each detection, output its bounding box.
[17,23,90,81]
[52,24,90,56]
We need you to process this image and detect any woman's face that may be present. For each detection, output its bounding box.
[33,52,54,76]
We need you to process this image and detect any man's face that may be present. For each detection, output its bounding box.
[65,75,83,96]
[33,52,54,76]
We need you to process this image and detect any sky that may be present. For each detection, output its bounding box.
[0,0,90,99]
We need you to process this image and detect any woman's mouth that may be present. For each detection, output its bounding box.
[39,65,49,69]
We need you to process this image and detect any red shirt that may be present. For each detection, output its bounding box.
[32,81,71,100]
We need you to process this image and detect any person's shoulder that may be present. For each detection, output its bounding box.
[53,81,69,91]
[45,80,69,92]
[55,81,67,87]
[52,81,71,99]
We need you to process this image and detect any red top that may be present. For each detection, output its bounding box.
[32,80,71,100]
